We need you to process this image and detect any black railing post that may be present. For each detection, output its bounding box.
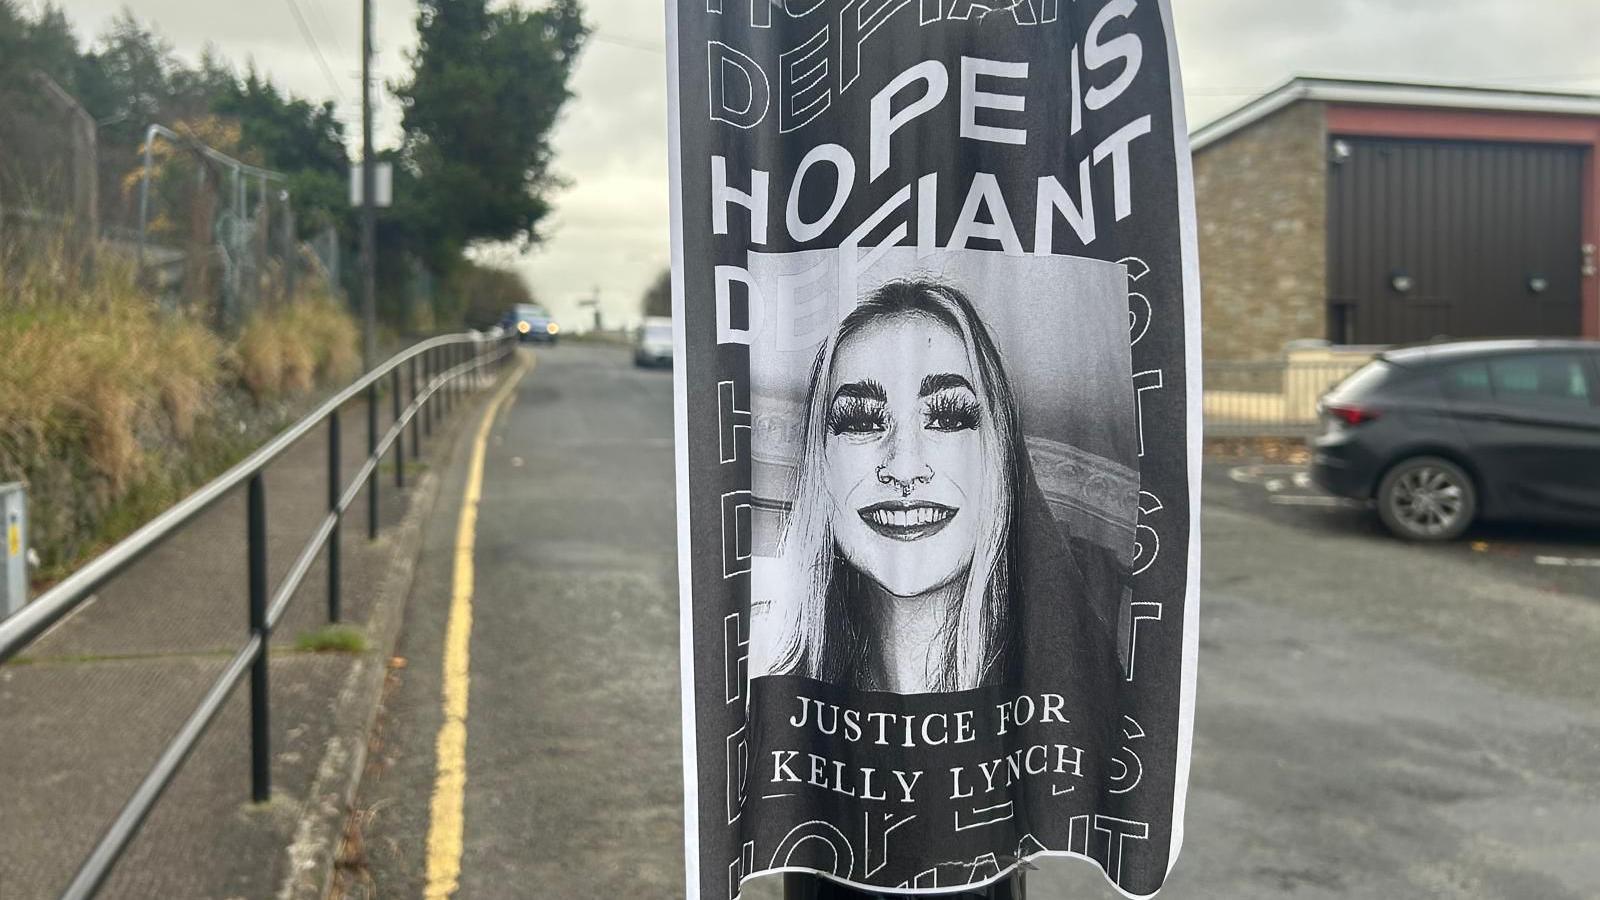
[410,356,421,459]
[367,382,379,539]
[447,345,456,413]
[392,368,405,488]
[247,473,270,804]
[328,411,341,623]
[424,349,434,438]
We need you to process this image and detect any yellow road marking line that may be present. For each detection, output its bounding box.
[423,351,532,899]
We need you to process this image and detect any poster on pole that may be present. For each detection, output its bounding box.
[667,0,1202,896]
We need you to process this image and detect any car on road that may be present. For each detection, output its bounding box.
[1310,338,1600,541]
[634,316,673,367]
[505,303,560,344]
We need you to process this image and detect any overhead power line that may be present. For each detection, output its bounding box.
[592,31,666,54]
[304,0,344,52]
[282,0,348,102]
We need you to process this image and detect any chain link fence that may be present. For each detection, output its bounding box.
[0,71,343,331]
[0,72,98,256]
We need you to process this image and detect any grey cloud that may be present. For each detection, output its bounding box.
[1175,0,1600,122]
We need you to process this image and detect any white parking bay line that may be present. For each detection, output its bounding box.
[1534,556,1600,568]
[1269,495,1362,508]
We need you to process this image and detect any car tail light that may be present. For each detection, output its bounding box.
[1325,403,1379,426]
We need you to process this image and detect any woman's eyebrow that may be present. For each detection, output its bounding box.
[832,379,887,403]
[919,373,974,397]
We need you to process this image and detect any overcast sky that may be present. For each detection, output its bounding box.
[45,0,1600,329]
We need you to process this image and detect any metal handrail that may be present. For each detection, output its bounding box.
[0,330,519,899]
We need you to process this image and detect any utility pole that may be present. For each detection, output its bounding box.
[360,0,378,370]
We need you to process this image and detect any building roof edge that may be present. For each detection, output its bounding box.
[1189,76,1600,153]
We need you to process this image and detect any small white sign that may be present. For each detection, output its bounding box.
[349,162,393,208]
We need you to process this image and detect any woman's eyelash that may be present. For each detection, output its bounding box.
[827,398,887,435]
[924,393,980,430]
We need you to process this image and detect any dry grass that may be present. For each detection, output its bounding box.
[1,233,361,581]
[235,290,361,400]
[0,244,221,494]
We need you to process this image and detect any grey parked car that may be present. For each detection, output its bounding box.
[1309,339,1600,541]
[635,317,673,367]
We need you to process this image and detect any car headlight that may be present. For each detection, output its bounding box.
[517,321,530,334]
[546,322,560,335]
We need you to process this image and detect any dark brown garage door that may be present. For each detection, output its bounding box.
[1327,136,1586,346]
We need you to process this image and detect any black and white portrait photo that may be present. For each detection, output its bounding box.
[747,248,1139,700]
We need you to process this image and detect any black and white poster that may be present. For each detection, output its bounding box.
[667,0,1201,895]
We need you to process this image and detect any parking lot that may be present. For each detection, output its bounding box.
[1022,454,1600,898]
[1206,456,1600,603]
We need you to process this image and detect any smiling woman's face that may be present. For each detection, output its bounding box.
[824,311,984,598]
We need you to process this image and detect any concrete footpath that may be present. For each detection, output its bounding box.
[0,355,511,900]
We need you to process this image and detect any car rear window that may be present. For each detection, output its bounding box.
[1327,360,1398,400]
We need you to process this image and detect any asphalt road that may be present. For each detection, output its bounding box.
[342,343,1600,899]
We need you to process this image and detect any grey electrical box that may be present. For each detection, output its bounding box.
[2,482,27,620]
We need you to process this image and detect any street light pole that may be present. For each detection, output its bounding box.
[359,0,377,371]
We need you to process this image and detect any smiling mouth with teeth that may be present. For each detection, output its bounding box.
[857,501,958,541]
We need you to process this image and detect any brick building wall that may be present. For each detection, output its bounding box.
[1193,101,1328,360]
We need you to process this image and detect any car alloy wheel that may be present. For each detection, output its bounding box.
[1377,456,1477,542]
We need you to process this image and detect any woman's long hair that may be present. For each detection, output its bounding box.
[769,278,1022,692]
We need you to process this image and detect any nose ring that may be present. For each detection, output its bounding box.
[876,464,934,496]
